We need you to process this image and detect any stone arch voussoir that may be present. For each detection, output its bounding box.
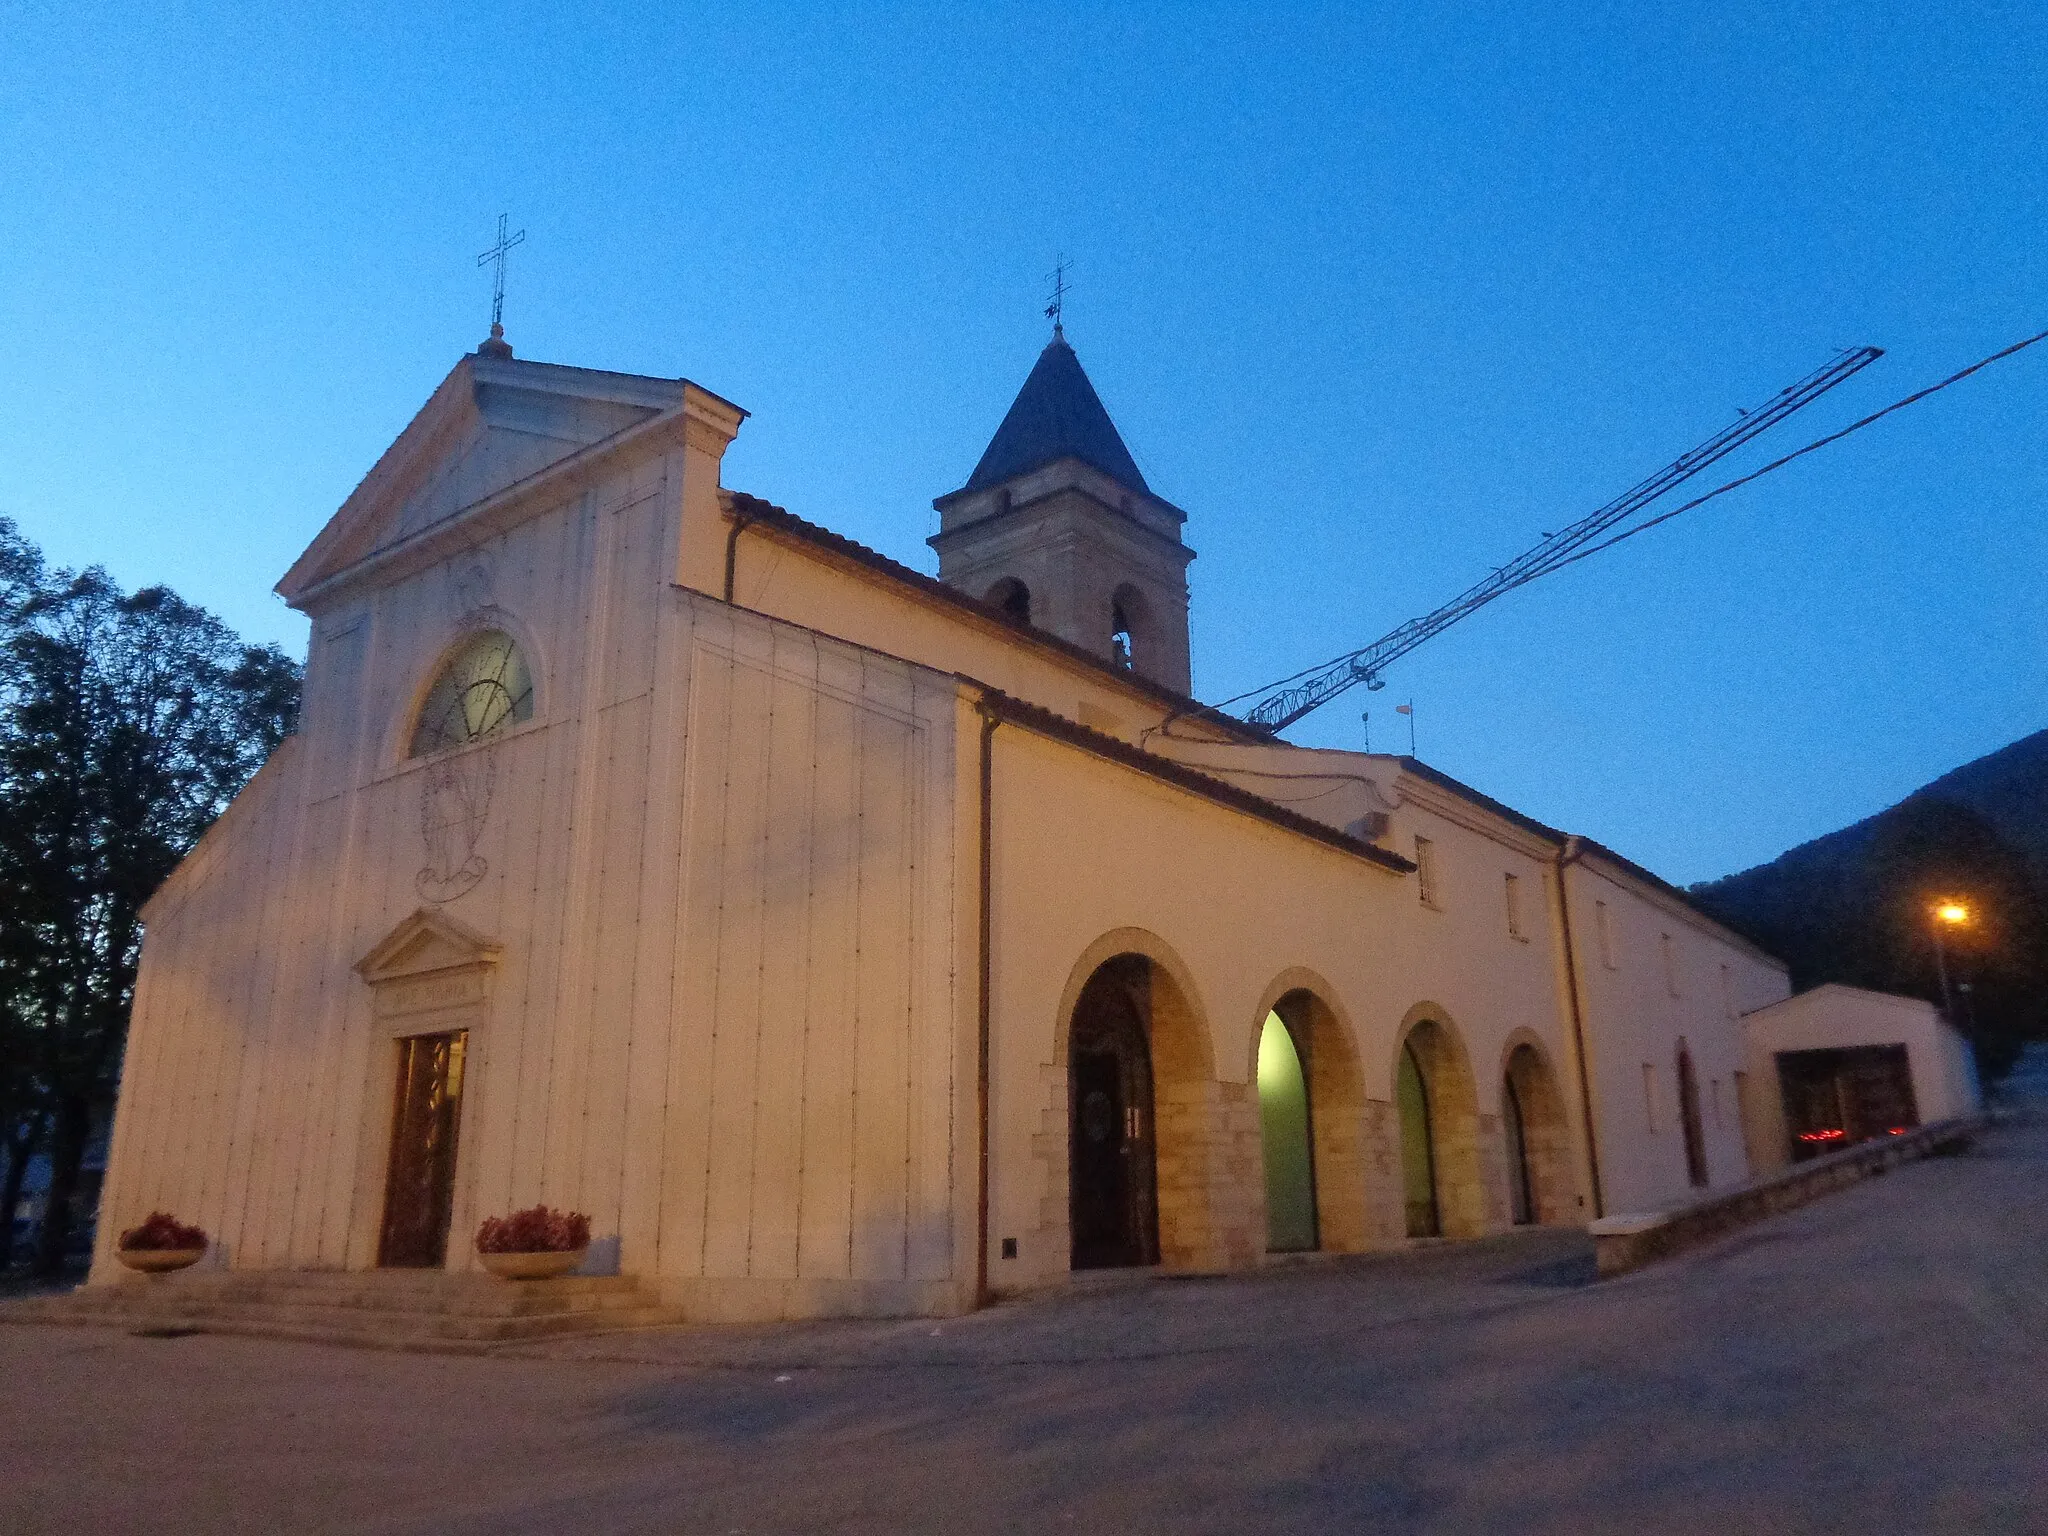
[1393,1003,1491,1240]
[1500,1029,1579,1225]
[1044,930,1254,1273]
[1249,968,1371,1254]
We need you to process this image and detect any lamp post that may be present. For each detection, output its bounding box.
[1931,900,1970,1021]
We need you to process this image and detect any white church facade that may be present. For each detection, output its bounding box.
[88,327,1971,1319]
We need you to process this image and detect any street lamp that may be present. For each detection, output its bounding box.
[1931,900,1971,1020]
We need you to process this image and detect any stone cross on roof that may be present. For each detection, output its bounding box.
[1044,255,1071,336]
[475,214,526,359]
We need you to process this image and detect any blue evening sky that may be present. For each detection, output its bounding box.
[2,3,2042,884]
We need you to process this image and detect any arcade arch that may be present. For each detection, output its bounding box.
[1058,937,1220,1272]
[1501,1037,1575,1225]
[1393,1009,1486,1240]
[1252,981,1370,1255]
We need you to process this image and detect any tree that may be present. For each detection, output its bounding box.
[0,521,298,1275]
[0,518,49,1267]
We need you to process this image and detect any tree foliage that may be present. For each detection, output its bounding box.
[0,517,298,1273]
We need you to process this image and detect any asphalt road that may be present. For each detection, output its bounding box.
[4,1118,2044,1534]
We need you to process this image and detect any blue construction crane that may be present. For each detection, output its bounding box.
[1237,346,1885,734]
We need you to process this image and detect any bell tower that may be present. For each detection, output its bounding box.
[930,329,1194,694]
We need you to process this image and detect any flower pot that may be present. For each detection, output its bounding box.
[117,1246,205,1275]
[478,1247,586,1281]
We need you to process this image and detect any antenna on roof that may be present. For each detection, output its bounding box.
[476,213,526,358]
[1044,254,1072,337]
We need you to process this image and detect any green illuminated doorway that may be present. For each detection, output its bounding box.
[1258,1011,1318,1252]
[1397,1038,1440,1238]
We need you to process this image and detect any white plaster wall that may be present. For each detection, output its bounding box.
[94,445,970,1318]
[1565,859,1789,1215]
[980,727,1586,1291]
[725,518,1222,750]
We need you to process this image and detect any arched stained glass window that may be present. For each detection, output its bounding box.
[408,630,533,758]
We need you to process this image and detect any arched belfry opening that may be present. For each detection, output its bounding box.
[986,576,1032,626]
[1394,1013,1486,1240]
[1502,1041,1575,1225]
[1064,951,1215,1270]
[930,331,1194,692]
[1110,584,1147,672]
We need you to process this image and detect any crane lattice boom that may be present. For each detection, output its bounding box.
[1238,347,1883,734]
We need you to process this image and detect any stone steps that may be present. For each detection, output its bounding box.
[92,1273,650,1314]
[1,1268,687,1351]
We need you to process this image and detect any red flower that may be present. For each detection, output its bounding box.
[475,1206,591,1254]
[119,1212,209,1251]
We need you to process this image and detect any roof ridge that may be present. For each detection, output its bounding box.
[720,489,1258,739]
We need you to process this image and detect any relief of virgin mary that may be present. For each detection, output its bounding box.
[410,627,533,904]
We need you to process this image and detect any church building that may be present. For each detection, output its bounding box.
[86,320,1974,1320]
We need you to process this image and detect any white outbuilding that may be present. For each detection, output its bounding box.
[1740,984,1981,1175]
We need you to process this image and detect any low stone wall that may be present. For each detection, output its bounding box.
[1590,1114,1987,1278]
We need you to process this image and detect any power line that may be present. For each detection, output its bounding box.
[1227,326,2047,733]
[1234,346,1883,731]
[1544,326,2048,576]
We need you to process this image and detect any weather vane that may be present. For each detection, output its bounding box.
[477,214,526,349]
[1044,254,1072,335]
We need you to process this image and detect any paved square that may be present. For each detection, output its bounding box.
[5,1121,2044,1534]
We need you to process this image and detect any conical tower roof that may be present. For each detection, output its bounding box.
[962,331,1151,497]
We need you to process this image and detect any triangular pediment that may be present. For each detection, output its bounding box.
[355,906,502,985]
[278,353,689,606]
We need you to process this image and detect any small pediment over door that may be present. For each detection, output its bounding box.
[355,907,503,1023]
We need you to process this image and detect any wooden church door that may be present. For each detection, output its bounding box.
[378,1030,469,1267]
[1069,972,1159,1270]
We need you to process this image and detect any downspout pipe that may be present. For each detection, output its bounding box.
[723,506,755,604]
[1553,836,1606,1219]
[974,699,999,1309]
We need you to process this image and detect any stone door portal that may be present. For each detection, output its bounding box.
[1069,965,1159,1270]
[378,1030,468,1268]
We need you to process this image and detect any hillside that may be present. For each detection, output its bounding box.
[1704,727,2048,895]
[1692,727,2048,1078]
